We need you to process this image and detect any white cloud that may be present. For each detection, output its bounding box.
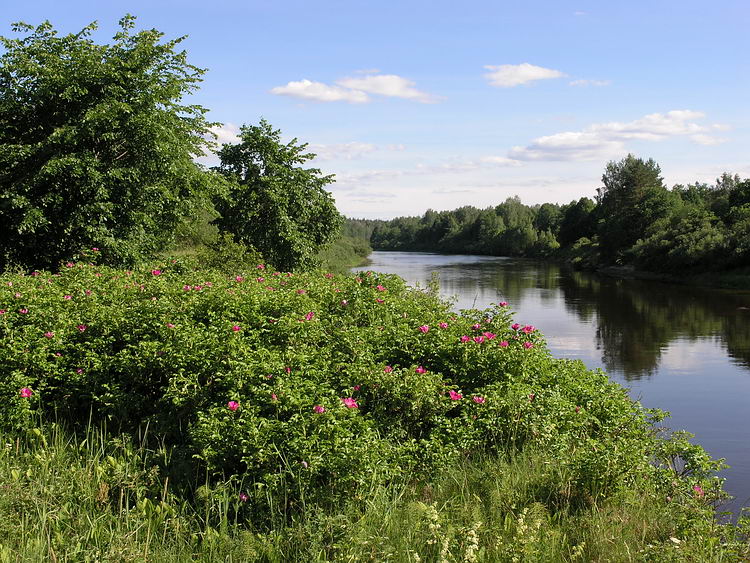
[337,74,438,103]
[207,123,241,145]
[479,156,524,167]
[270,73,438,104]
[308,142,377,160]
[569,79,611,87]
[509,110,729,161]
[690,134,727,146]
[484,63,565,87]
[270,79,369,103]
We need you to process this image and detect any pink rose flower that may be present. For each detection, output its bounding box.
[418,325,429,333]
[449,390,463,401]
[383,366,393,373]
[235,276,244,282]
[313,405,326,414]
[239,492,249,502]
[232,325,241,332]
[227,401,239,411]
[511,323,520,330]
[64,295,72,300]
[472,323,481,330]
[415,366,427,374]
[44,331,54,339]
[439,322,448,329]
[499,341,509,348]
[522,325,535,334]
[77,324,87,332]
[473,336,485,343]
[472,396,486,404]
[20,387,33,398]
[341,397,359,408]
[499,301,508,306]
[523,342,534,349]
[460,335,470,342]
[257,264,265,270]
[375,298,384,304]
[483,332,496,340]
[151,270,161,276]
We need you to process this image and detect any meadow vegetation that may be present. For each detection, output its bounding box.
[0,261,748,560]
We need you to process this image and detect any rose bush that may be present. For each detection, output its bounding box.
[0,262,717,518]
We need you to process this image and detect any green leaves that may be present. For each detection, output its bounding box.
[0,17,221,270]
[213,119,343,271]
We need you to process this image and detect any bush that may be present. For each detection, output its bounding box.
[0,263,721,523]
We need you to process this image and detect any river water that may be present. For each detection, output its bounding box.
[358,251,750,516]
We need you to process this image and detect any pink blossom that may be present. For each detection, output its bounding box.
[271,393,278,401]
[353,385,361,391]
[257,264,266,270]
[499,341,509,348]
[19,309,28,314]
[341,397,359,408]
[415,366,427,374]
[183,285,192,291]
[521,325,535,334]
[66,262,74,268]
[418,325,429,333]
[511,323,520,330]
[85,290,92,296]
[31,271,40,276]
[375,298,384,304]
[235,276,244,282]
[472,323,481,330]
[376,285,387,291]
[523,342,534,349]
[0,310,5,315]
[151,270,162,276]
[265,286,275,291]
[383,365,393,373]
[529,393,536,402]
[272,272,281,277]
[693,485,705,498]
[227,401,240,411]
[472,396,486,404]
[499,301,508,307]
[313,405,326,414]
[232,325,241,332]
[304,311,315,321]
[285,367,292,374]
[64,295,72,300]
[166,323,175,328]
[449,390,463,401]
[296,289,306,294]
[14,293,21,298]
[439,322,449,329]
[340,299,348,306]
[77,324,87,332]
[92,247,99,251]
[256,277,265,282]
[19,387,33,398]
[460,335,471,343]
[324,273,334,279]
[54,352,62,357]
[473,336,485,343]
[44,331,54,339]
[76,369,84,375]
[483,332,496,340]
[239,492,249,502]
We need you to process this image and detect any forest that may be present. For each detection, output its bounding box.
[353,157,750,275]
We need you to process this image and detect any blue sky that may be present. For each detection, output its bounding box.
[3,0,748,218]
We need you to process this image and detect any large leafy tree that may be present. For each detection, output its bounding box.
[595,154,674,261]
[0,16,219,270]
[213,119,343,271]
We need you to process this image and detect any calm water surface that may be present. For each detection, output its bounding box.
[359,251,750,515]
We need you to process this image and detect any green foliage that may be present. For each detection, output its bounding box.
[213,119,343,271]
[0,16,222,270]
[0,265,746,559]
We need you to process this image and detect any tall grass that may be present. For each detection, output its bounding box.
[1,422,747,561]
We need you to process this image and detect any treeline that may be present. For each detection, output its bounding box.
[352,156,750,273]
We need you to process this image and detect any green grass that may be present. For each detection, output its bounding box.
[1,422,747,562]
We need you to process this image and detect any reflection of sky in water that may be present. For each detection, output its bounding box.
[360,251,750,515]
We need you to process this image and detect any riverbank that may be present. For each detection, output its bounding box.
[2,262,747,559]
[595,264,750,291]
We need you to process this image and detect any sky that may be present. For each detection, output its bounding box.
[2,0,748,219]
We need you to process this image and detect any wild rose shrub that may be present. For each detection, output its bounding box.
[0,263,704,513]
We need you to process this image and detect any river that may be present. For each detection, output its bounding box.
[357,251,750,516]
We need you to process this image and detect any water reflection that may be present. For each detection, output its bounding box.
[363,252,750,380]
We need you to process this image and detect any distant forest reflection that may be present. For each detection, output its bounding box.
[363,252,750,380]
